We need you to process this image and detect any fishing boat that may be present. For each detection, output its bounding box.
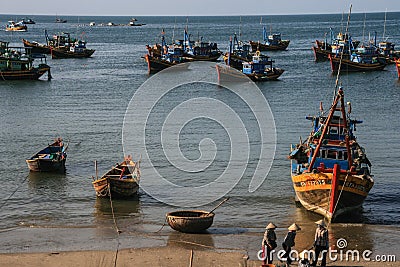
[92,156,140,198]
[378,40,400,63]
[166,210,214,233]
[145,42,187,74]
[179,28,222,61]
[129,18,145,26]
[312,31,360,62]
[5,21,27,32]
[0,41,51,81]
[289,88,374,222]
[21,17,35,24]
[26,138,67,172]
[23,31,77,55]
[222,34,284,81]
[396,59,400,78]
[222,33,252,70]
[328,45,387,72]
[55,17,67,23]
[249,27,289,51]
[51,39,95,59]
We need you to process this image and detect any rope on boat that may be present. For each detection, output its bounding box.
[0,71,5,81]
[328,173,349,227]
[154,217,168,233]
[107,184,121,267]
[0,173,29,210]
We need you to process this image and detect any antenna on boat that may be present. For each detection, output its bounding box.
[334,4,352,94]
[172,17,176,43]
[239,16,242,41]
[362,13,366,45]
[383,9,387,41]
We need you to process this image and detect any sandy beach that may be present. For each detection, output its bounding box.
[1,246,398,267]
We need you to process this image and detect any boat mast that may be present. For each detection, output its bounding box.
[307,92,340,172]
[334,5,352,93]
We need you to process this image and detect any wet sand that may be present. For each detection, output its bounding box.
[1,246,398,267]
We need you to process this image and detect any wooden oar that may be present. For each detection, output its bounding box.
[203,197,230,216]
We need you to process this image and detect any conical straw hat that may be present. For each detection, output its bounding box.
[315,219,326,227]
[288,223,301,231]
[266,222,277,229]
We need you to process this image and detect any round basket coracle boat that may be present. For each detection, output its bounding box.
[166,210,215,233]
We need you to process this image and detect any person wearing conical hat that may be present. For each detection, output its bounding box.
[282,223,300,266]
[261,222,277,264]
[311,219,329,267]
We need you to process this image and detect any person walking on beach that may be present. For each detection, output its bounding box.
[262,222,277,265]
[282,223,301,267]
[311,219,329,267]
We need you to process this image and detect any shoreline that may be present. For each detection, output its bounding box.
[1,245,398,267]
[1,224,398,267]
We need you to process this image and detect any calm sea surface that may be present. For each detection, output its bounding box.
[0,14,399,258]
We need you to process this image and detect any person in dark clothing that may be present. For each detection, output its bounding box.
[282,223,301,267]
[262,222,277,264]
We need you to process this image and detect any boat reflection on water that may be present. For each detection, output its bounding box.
[93,196,141,232]
[28,171,67,193]
[167,231,215,250]
[94,196,141,218]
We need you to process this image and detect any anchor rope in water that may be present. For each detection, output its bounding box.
[0,173,29,210]
[107,183,121,267]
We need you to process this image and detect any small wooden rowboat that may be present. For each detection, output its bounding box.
[166,210,215,233]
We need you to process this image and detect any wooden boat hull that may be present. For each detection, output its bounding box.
[6,26,27,32]
[166,210,215,233]
[26,158,66,172]
[329,54,386,72]
[250,40,290,51]
[246,68,285,81]
[312,46,331,62]
[291,171,374,222]
[216,64,284,82]
[22,39,51,54]
[144,54,177,74]
[92,177,139,198]
[183,52,222,62]
[51,47,95,59]
[0,64,51,81]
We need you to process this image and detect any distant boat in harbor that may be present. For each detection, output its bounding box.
[129,18,145,26]
[328,44,387,72]
[249,26,290,51]
[220,34,284,81]
[145,28,221,74]
[55,17,67,23]
[23,31,95,59]
[21,17,36,24]
[5,20,27,32]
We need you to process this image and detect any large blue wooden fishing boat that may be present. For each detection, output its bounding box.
[289,88,374,222]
